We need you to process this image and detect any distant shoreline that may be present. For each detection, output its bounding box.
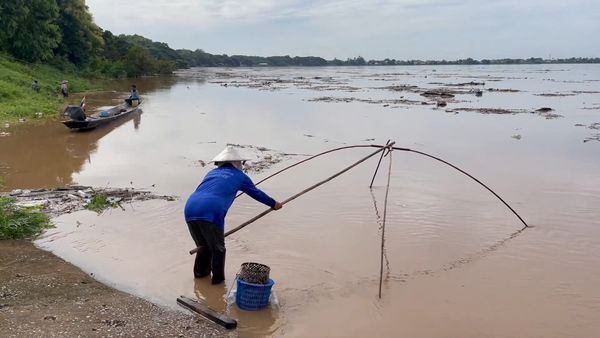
[179,60,600,68]
[174,56,600,68]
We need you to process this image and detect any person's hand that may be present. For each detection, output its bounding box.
[272,202,283,210]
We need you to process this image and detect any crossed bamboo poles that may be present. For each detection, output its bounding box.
[188,141,529,297]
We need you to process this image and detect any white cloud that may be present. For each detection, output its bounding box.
[87,0,600,59]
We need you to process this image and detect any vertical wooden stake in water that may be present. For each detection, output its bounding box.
[369,140,391,188]
[379,149,393,299]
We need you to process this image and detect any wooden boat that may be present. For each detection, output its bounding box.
[63,101,141,131]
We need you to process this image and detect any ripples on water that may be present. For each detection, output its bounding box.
[4,64,597,337]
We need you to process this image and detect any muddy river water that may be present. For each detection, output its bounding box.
[2,65,600,337]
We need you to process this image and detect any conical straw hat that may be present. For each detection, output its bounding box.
[210,146,250,162]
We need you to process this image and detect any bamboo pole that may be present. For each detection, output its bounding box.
[189,145,388,255]
[190,143,530,255]
[379,148,393,298]
[235,144,383,200]
[393,147,529,228]
[369,139,391,188]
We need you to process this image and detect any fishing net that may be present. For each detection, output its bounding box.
[239,262,270,284]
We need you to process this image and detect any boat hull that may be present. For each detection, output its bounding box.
[63,103,141,131]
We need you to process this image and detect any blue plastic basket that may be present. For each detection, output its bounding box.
[236,278,275,311]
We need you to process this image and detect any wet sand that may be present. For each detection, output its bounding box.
[0,240,233,338]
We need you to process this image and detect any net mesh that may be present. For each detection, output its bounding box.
[239,262,270,284]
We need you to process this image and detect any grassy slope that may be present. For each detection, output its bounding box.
[0,196,52,240]
[0,54,93,122]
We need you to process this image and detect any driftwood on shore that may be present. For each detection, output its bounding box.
[1,186,176,218]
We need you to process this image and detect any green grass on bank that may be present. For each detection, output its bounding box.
[85,194,121,214]
[0,196,53,240]
[0,54,94,122]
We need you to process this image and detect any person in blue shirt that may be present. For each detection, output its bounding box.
[125,84,140,105]
[185,146,283,284]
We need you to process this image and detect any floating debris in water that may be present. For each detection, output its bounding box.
[448,107,526,115]
[574,123,600,143]
[1,186,175,218]
[420,91,455,98]
[584,134,600,143]
[536,107,554,113]
[535,108,563,119]
[307,96,422,106]
[572,90,600,94]
[219,143,306,173]
[446,107,563,119]
[511,134,522,140]
[487,88,520,92]
[535,92,576,97]
[442,81,485,87]
[380,84,419,92]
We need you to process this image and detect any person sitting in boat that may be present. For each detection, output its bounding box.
[184,146,283,284]
[125,84,140,106]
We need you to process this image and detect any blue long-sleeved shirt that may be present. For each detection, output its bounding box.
[130,89,140,100]
[184,166,276,230]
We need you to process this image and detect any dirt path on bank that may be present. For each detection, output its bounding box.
[0,240,234,338]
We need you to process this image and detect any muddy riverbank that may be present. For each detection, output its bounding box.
[0,240,233,338]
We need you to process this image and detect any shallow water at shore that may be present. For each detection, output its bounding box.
[2,64,600,337]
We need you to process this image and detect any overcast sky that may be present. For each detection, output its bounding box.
[87,0,599,60]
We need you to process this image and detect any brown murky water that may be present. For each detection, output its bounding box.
[2,65,600,337]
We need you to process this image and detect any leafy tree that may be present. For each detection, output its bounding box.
[155,59,176,74]
[102,30,131,61]
[345,56,366,66]
[0,0,61,62]
[124,45,156,77]
[329,58,344,66]
[54,0,104,65]
[293,56,327,66]
[119,34,180,61]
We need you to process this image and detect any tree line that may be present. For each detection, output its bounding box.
[1,1,598,78]
[0,0,174,77]
[0,2,370,73]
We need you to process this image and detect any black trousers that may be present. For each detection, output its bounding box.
[187,220,226,284]
[125,98,139,106]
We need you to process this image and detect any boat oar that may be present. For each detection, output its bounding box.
[189,143,393,255]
